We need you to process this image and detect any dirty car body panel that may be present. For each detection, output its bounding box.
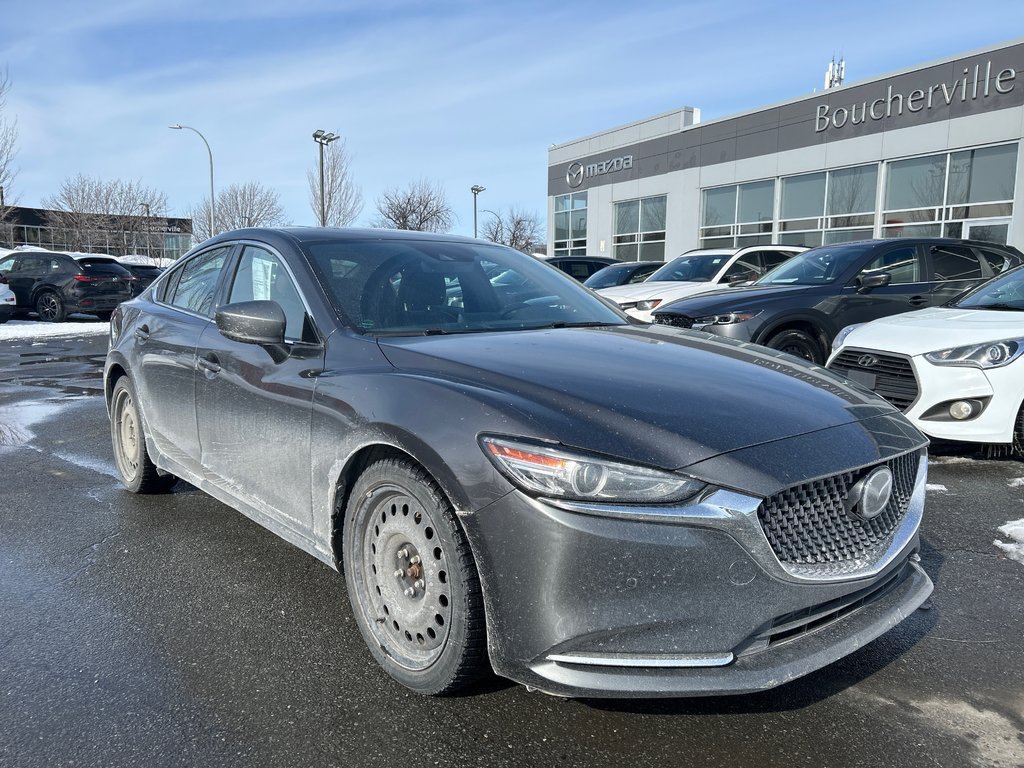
[105,227,932,698]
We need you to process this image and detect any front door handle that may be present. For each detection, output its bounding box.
[197,354,222,375]
[908,295,928,307]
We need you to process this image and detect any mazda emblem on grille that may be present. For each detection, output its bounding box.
[847,467,893,520]
[857,354,878,367]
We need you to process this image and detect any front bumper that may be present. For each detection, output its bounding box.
[461,451,930,698]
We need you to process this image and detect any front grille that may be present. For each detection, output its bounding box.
[757,451,921,577]
[828,349,919,411]
[653,314,693,329]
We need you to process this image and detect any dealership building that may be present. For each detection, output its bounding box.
[547,38,1024,261]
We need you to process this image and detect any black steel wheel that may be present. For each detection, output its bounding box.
[35,291,66,322]
[110,377,177,493]
[343,457,487,694]
[766,328,823,364]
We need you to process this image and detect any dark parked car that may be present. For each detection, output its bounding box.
[652,238,1024,364]
[542,255,618,281]
[120,262,165,296]
[106,228,931,698]
[0,250,133,321]
[583,260,662,289]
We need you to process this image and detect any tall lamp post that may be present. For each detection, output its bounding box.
[470,184,485,237]
[169,124,215,238]
[312,129,339,227]
[139,202,152,261]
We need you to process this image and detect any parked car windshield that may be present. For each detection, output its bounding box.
[303,238,627,335]
[952,265,1024,310]
[583,262,656,289]
[647,253,732,283]
[757,243,871,286]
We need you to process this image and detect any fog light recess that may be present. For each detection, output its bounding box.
[948,401,975,420]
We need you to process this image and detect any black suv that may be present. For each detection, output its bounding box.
[652,238,1024,364]
[543,255,618,281]
[0,251,133,322]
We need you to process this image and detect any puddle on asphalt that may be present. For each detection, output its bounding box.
[0,400,66,446]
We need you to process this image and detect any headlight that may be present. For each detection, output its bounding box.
[480,436,706,504]
[924,339,1024,369]
[831,323,863,351]
[617,301,638,310]
[691,311,760,328]
[635,299,662,311]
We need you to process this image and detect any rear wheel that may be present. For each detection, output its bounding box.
[343,457,488,695]
[35,291,66,322]
[110,377,177,493]
[766,328,823,364]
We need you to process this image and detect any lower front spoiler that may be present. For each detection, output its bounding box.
[520,561,932,699]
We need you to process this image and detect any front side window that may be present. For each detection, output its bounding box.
[856,247,921,285]
[167,246,231,316]
[228,246,310,341]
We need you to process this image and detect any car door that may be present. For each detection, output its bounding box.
[131,244,234,471]
[832,244,929,329]
[925,243,990,305]
[0,255,28,306]
[194,243,323,533]
[6,255,43,308]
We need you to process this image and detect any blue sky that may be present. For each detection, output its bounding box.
[1,0,1021,237]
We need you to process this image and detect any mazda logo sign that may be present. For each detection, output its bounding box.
[857,354,878,368]
[566,162,584,188]
[846,467,893,520]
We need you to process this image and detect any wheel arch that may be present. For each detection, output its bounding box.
[754,313,834,354]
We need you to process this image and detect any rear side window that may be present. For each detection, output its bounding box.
[929,245,984,281]
[166,246,230,317]
[758,250,796,271]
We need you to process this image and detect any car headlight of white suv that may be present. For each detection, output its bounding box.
[924,338,1024,369]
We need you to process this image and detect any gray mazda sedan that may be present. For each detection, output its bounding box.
[105,228,933,698]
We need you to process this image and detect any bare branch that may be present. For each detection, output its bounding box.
[481,206,544,253]
[0,67,19,231]
[189,181,288,241]
[372,179,455,232]
[307,139,363,226]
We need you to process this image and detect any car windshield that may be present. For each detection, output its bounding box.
[953,265,1024,310]
[584,263,646,289]
[303,238,627,335]
[647,254,732,283]
[757,243,871,285]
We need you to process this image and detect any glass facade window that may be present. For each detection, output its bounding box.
[554,192,588,256]
[614,195,667,261]
[777,164,878,247]
[700,180,775,247]
[882,143,1017,242]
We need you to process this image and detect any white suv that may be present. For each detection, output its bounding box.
[598,245,805,322]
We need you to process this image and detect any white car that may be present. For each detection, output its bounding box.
[0,280,14,323]
[827,264,1024,454]
[598,245,805,322]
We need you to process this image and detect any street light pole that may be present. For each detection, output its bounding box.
[471,185,485,238]
[139,203,152,261]
[169,124,215,238]
[312,129,340,227]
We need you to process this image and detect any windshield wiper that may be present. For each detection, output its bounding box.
[520,321,618,331]
[960,303,1023,311]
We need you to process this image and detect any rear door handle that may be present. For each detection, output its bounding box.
[908,296,928,307]
[135,324,150,342]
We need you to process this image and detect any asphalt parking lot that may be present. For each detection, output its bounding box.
[1,327,1022,768]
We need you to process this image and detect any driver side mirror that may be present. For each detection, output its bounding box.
[857,272,892,293]
[215,300,289,362]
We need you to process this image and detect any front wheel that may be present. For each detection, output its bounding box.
[766,328,824,364]
[343,457,488,694]
[1012,403,1024,460]
[110,377,177,493]
[35,291,66,322]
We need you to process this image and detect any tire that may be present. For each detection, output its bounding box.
[766,328,824,364]
[343,457,488,695]
[35,291,66,322]
[110,377,177,493]
[95,311,114,322]
[1012,402,1024,460]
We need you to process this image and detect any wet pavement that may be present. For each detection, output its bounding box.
[0,332,1022,768]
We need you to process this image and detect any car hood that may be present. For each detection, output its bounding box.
[376,324,898,471]
[655,284,816,315]
[599,281,719,304]
[840,306,1024,356]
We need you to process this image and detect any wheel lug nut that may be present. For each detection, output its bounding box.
[397,549,408,559]
[393,569,404,578]
[414,579,425,590]
[409,555,421,565]
[404,586,415,597]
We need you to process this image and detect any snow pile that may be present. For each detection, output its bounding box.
[0,319,109,341]
[1008,477,1024,489]
[994,519,1024,565]
[926,483,949,493]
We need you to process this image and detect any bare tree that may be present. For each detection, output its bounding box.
[372,179,455,232]
[42,175,168,254]
[307,139,363,227]
[481,207,544,253]
[189,181,288,240]
[0,68,18,242]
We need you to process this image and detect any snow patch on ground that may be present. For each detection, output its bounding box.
[0,319,109,341]
[1008,477,1024,489]
[926,483,949,493]
[0,400,66,446]
[928,455,980,465]
[912,697,1024,768]
[993,519,1024,565]
[50,449,121,480]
